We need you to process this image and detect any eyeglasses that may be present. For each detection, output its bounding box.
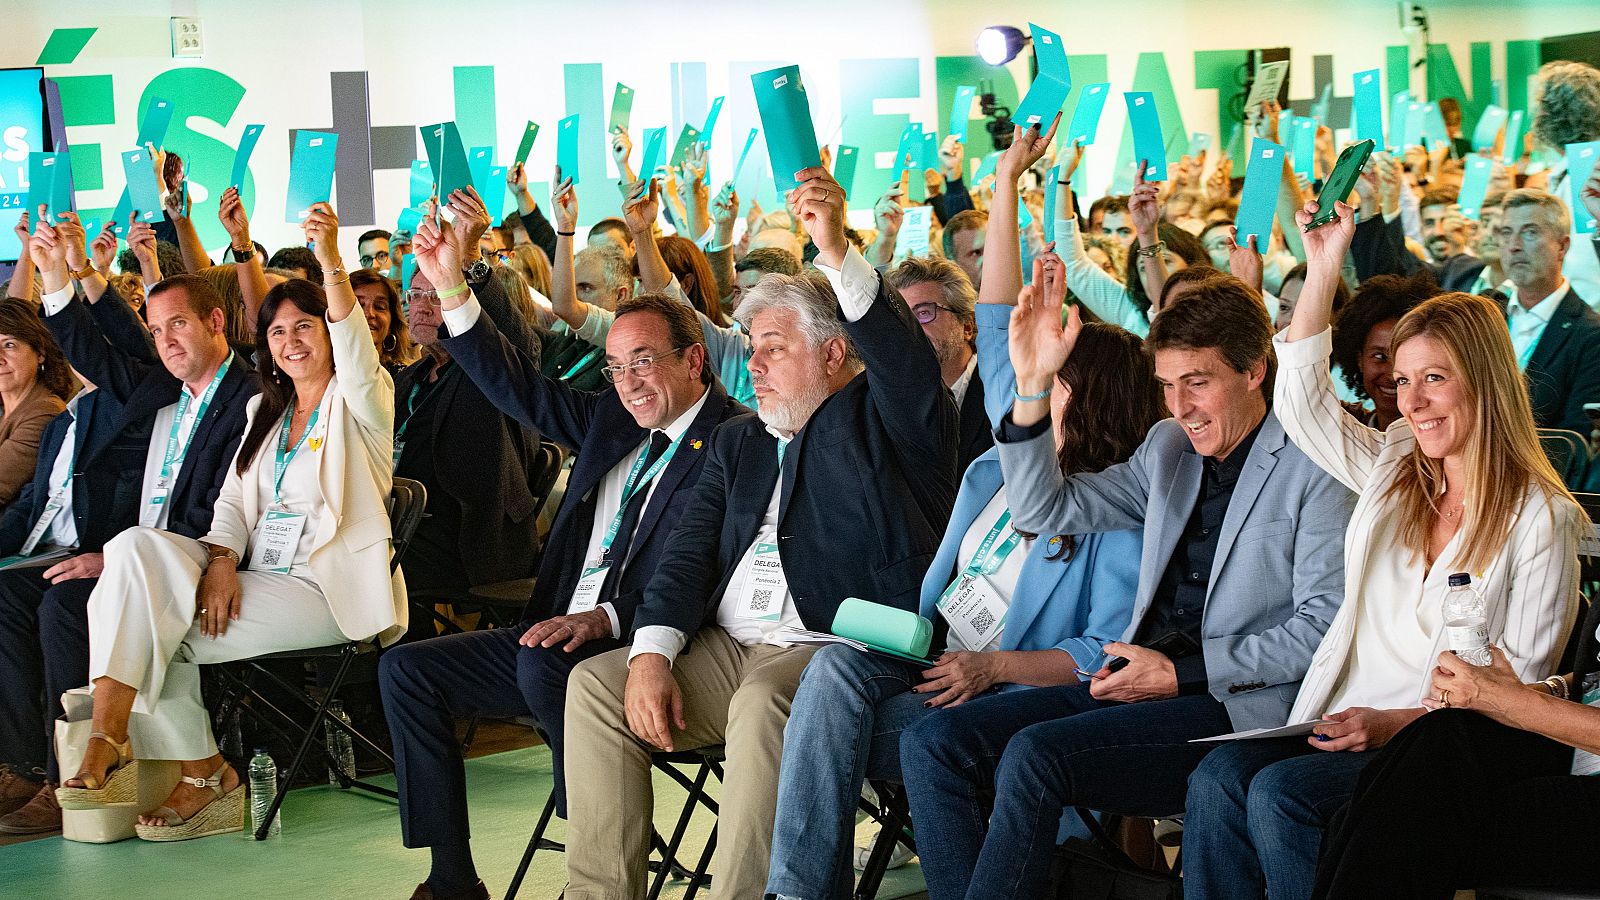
[601,347,688,383]
[493,249,514,262]
[360,250,392,268]
[911,303,960,325]
[402,289,439,313]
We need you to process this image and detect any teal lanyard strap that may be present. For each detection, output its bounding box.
[597,434,680,556]
[963,509,1023,578]
[160,353,233,482]
[273,406,321,505]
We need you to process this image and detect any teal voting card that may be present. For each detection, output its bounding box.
[1312,83,1333,124]
[974,150,1001,184]
[1190,132,1212,155]
[732,127,760,185]
[26,152,71,220]
[921,130,939,174]
[1457,155,1493,221]
[557,114,581,185]
[1125,92,1168,181]
[1067,83,1110,147]
[702,96,725,146]
[136,98,175,149]
[401,254,417,292]
[639,127,667,179]
[609,84,634,134]
[1353,70,1384,147]
[468,146,493,194]
[230,124,264,190]
[1568,142,1600,234]
[121,148,163,224]
[1472,105,1507,152]
[950,85,977,143]
[514,121,540,169]
[1043,164,1061,244]
[1013,23,1070,128]
[421,122,472,200]
[284,130,338,223]
[1491,79,1505,109]
[1501,110,1525,165]
[1388,93,1413,150]
[1236,139,1285,248]
[395,207,422,239]
[108,189,131,235]
[1421,102,1449,150]
[751,65,821,192]
[895,123,923,177]
[1292,117,1317,179]
[485,166,508,225]
[833,145,859,200]
[409,160,433,207]
[1402,101,1427,151]
[670,124,702,167]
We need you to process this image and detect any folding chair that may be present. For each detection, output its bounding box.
[503,744,724,900]
[853,780,917,900]
[211,477,428,840]
[1541,428,1592,490]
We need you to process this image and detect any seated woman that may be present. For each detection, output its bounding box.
[1181,200,1582,900]
[1312,629,1600,898]
[1328,273,1436,429]
[764,127,1163,900]
[0,297,73,511]
[56,202,405,842]
[351,268,417,375]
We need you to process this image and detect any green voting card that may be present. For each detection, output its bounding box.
[639,127,667,179]
[670,124,702,167]
[230,124,264,190]
[609,83,634,134]
[702,96,725,146]
[921,131,940,174]
[514,121,540,169]
[1353,69,1384,147]
[1458,155,1493,221]
[284,130,338,223]
[421,122,472,201]
[26,152,71,220]
[136,98,175,149]
[732,127,760,185]
[1236,139,1284,248]
[121,148,163,224]
[557,114,581,185]
[895,123,923,178]
[833,145,859,200]
[1013,23,1070,128]
[1472,106,1508,152]
[1043,164,1060,244]
[396,207,423,239]
[468,146,493,195]
[409,160,434,207]
[1125,92,1168,181]
[974,151,1001,184]
[750,65,821,192]
[1066,83,1110,147]
[1501,110,1525,165]
[949,85,977,143]
[1568,142,1600,234]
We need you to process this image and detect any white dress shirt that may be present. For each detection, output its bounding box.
[37,392,84,550]
[627,244,881,666]
[1506,281,1570,370]
[948,354,978,411]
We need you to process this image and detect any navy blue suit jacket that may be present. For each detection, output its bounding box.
[441,301,748,630]
[42,284,258,540]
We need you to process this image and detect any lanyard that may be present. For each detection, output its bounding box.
[273,405,321,505]
[561,346,604,381]
[160,353,232,486]
[776,436,791,468]
[394,381,425,442]
[597,433,680,557]
[957,508,1024,581]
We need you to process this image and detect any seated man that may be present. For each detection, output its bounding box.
[377,204,746,900]
[886,257,989,471]
[560,166,958,900]
[0,213,255,835]
[903,274,1354,899]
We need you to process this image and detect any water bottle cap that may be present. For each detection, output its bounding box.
[1448,572,1472,587]
[253,747,269,755]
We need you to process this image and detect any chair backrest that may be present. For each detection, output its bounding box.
[387,477,429,574]
[528,440,566,524]
[1539,429,1590,490]
[1569,493,1600,689]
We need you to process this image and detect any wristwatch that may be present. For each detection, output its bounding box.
[230,243,256,264]
[463,258,491,281]
[69,262,98,281]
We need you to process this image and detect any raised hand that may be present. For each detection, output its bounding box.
[53,211,89,272]
[89,224,118,274]
[443,187,491,262]
[622,177,661,236]
[301,202,343,272]
[218,186,251,250]
[410,214,463,295]
[1257,99,1283,144]
[1581,165,1600,228]
[789,166,850,267]
[1206,157,1234,202]
[711,182,739,229]
[1059,139,1086,182]
[940,134,966,182]
[28,207,66,273]
[1295,198,1357,270]
[551,172,579,234]
[1128,162,1163,243]
[923,167,944,197]
[1227,226,1264,293]
[128,216,161,283]
[1009,254,1082,394]
[997,113,1062,183]
[609,127,633,168]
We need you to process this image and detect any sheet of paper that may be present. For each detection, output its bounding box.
[0,547,73,572]
[1066,82,1110,147]
[1568,142,1600,234]
[514,121,540,169]
[1043,164,1061,244]
[833,145,859,200]
[1457,155,1494,221]
[1191,720,1328,742]
[230,124,264,190]
[1189,132,1212,155]
[1472,105,1508,152]
[1311,83,1333,123]
[1244,60,1288,114]
[608,83,634,134]
[121,148,163,223]
[921,130,940,174]
[556,114,581,185]
[1236,139,1285,248]
[1013,23,1071,128]
[895,205,932,258]
[1421,102,1450,150]
[1353,69,1384,147]
[1125,91,1168,181]
[949,85,977,143]
[284,130,339,223]
[751,65,821,192]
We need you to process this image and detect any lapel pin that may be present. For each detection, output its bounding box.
[691,439,703,450]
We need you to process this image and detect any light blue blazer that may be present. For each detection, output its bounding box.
[915,305,1141,683]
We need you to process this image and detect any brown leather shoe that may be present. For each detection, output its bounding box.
[0,765,43,818]
[0,781,61,835]
[406,880,489,900]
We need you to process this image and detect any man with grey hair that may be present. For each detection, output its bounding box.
[1532,59,1600,301]
[561,164,959,900]
[888,256,991,470]
[572,244,633,312]
[1499,187,1600,434]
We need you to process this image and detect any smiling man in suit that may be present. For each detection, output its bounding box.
[559,165,958,900]
[377,198,747,900]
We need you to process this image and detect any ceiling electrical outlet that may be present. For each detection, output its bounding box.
[170,17,203,58]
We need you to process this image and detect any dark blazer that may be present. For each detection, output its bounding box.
[956,367,994,473]
[441,300,747,631]
[634,272,960,638]
[1349,215,1485,292]
[42,283,258,540]
[0,390,144,556]
[1522,288,1600,435]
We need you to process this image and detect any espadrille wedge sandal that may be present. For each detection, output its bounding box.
[133,763,244,842]
[55,732,140,809]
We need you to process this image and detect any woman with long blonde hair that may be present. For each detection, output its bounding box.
[1182,200,1583,900]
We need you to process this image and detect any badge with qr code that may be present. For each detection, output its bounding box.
[735,540,787,621]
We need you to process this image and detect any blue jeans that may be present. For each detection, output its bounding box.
[901,682,1231,900]
[1184,738,1373,900]
[765,645,930,900]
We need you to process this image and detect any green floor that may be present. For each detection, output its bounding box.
[1,745,928,899]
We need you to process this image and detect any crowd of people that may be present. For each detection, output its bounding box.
[0,55,1599,900]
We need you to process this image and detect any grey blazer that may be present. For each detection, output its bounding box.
[996,412,1355,730]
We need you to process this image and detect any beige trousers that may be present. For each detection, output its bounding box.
[563,627,817,900]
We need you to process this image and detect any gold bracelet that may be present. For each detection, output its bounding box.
[323,274,351,287]
[69,263,99,281]
[1544,675,1571,701]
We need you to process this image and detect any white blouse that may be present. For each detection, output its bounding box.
[1275,328,1581,722]
[244,389,334,580]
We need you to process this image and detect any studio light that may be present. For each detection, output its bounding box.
[977,25,1028,67]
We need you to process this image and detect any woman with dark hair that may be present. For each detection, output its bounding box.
[767,125,1162,900]
[1329,273,1437,429]
[1273,261,1352,331]
[61,202,404,842]
[0,298,71,510]
[657,235,730,328]
[350,268,416,374]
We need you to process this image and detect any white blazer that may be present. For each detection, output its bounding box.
[1276,328,1580,722]
[205,310,406,646]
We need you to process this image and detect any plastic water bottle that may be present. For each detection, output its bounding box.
[324,700,355,787]
[1442,572,1492,665]
[248,748,282,837]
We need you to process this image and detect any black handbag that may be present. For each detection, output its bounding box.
[1049,809,1183,900]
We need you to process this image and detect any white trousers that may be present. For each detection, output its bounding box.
[86,527,345,761]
